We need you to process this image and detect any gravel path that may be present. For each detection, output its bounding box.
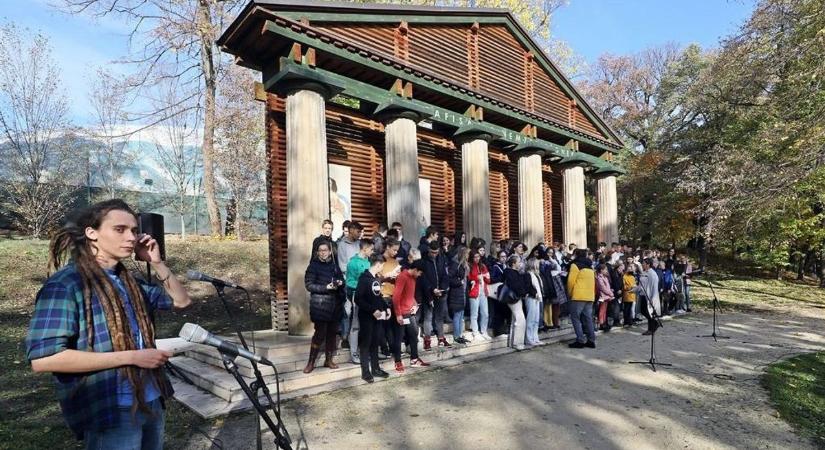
[182,303,825,450]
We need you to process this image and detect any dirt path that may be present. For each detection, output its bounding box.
[182,304,825,450]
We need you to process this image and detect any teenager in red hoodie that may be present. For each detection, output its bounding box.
[391,260,431,372]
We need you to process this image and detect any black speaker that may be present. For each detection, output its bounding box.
[138,213,166,261]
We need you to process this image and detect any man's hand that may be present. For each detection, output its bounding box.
[134,234,162,263]
[410,304,418,315]
[396,315,404,325]
[131,349,173,369]
[433,288,442,297]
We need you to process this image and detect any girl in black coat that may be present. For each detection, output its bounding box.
[503,255,529,350]
[354,254,391,383]
[303,242,345,373]
[448,246,470,344]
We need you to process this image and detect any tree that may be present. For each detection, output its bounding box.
[60,0,245,237]
[0,23,80,237]
[215,65,265,241]
[151,80,201,240]
[86,68,133,200]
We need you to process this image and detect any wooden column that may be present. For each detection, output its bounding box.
[562,165,587,248]
[597,175,619,245]
[517,153,544,246]
[461,137,492,246]
[384,115,421,234]
[286,88,329,335]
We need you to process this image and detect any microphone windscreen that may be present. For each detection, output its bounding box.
[186,270,201,281]
[179,322,209,344]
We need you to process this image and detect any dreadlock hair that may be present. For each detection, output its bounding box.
[47,199,165,415]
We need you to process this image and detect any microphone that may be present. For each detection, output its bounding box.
[179,323,270,365]
[186,270,241,289]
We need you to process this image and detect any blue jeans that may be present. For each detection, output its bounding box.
[525,297,541,344]
[569,301,595,344]
[84,398,164,450]
[469,294,489,335]
[452,309,465,339]
[684,284,692,309]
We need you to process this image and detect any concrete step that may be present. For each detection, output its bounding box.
[170,325,577,418]
[183,318,575,378]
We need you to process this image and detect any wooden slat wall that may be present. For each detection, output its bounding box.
[543,176,553,244]
[418,132,460,236]
[548,169,564,244]
[310,21,611,145]
[409,25,469,87]
[573,105,606,140]
[488,170,509,243]
[325,105,387,237]
[533,65,570,125]
[265,94,289,330]
[489,148,519,242]
[478,25,526,110]
[314,23,395,56]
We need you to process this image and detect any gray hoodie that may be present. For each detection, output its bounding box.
[337,236,359,275]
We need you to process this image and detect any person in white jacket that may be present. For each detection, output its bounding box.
[525,258,544,346]
[635,258,661,335]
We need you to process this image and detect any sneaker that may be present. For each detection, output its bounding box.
[568,341,585,349]
[423,337,432,351]
[372,368,390,378]
[686,307,693,312]
[454,337,468,345]
[394,361,405,373]
[585,341,596,349]
[362,373,374,383]
[480,334,492,341]
[675,309,686,315]
[351,356,361,364]
[341,339,349,349]
[514,345,526,351]
[410,358,430,367]
[438,338,452,348]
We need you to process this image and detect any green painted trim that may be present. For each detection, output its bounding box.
[262,19,617,153]
[265,59,625,175]
[272,11,622,146]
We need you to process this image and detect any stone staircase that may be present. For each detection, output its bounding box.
[161,321,576,419]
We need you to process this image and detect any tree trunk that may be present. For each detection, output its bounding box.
[180,214,186,240]
[198,0,222,237]
[819,246,825,288]
[796,246,809,281]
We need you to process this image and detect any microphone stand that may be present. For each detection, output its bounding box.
[210,282,292,450]
[696,274,730,342]
[219,352,292,450]
[628,295,672,372]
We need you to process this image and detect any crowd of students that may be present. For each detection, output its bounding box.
[303,219,696,383]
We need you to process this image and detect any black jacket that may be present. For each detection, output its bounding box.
[355,270,385,322]
[503,267,531,298]
[304,257,344,322]
[490,262,506,284]
[418,251,449,303]
[447,260,468,312]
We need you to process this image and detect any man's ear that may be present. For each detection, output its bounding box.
[85,227,98,241]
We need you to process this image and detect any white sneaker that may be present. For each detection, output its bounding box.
[468,333,476,342]
[480,334,492,341]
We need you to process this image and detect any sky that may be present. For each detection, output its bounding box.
[0,0,757,125]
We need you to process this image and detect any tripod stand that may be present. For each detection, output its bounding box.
[628,315,672,372]
[696,276,730,342]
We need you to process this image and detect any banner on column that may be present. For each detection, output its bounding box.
[419,178,431,237]
[328,164,352,240]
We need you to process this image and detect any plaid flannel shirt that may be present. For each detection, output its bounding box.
[25,263,173,440]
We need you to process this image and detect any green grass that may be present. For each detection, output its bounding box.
[763,352,825,447]
[0,237,270,450]
[689,272,824,313]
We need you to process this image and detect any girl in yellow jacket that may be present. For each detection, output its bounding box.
[621,269,637,328]
[566,250,596,348]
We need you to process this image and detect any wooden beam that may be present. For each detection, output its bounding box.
[253,82,267,102]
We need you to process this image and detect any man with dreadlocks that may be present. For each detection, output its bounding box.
[25,199,191,449]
